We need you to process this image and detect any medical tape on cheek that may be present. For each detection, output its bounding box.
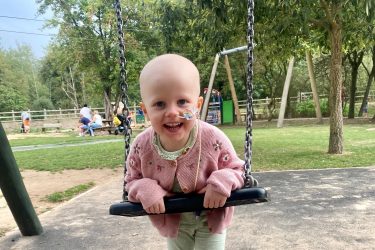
[177,107,198,120]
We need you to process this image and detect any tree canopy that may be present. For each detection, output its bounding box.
[1,0,374,152]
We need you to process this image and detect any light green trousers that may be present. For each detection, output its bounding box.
[167,212,226,250]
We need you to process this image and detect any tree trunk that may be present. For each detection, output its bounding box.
[347,50,364,118]
[328,21,344,154]
[103,88,112,120]
[359,46,375,117]
[81,73,87,105]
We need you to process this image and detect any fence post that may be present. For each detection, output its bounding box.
[12,110,15,121]
[59,108,62,118]
[43,109,47,120]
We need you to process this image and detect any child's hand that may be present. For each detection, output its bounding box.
[145,198,165,214]
[203,184,227,209]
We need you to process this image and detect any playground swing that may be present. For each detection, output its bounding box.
[109,0,269,217]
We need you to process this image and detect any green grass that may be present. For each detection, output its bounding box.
[14,140,125,171]
[11,124,375,172]
[222,124,375,171]
[9,134,119,147]
[44,182,95,202]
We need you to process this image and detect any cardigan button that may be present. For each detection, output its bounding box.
[171,161,177,167]
[182,187,188,192]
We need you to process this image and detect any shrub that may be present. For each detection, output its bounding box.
[295,99,316,117]
[32,97,55,110]
[295,98,332,118]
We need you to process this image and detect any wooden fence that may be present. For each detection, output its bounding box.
[0,108,102,122]
[1,90,373,123]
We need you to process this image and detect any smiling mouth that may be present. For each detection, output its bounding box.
[164,122,183,132]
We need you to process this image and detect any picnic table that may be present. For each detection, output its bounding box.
[42,123,62,132]
[92,119,116,134]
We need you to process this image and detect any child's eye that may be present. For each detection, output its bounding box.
[154,101,165,108]
[177,99,188,106]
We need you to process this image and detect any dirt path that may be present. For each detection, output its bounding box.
[0,168,123,237]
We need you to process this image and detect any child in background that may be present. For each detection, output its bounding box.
[113,111,125,134]
[23,117,30,133]
[20,111,30,133]
[125,54,244,250]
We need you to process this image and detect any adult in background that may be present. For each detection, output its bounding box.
[78,113,93,136]
[90,110,103,131]
[80,104,92,120]
[20,111,30,133]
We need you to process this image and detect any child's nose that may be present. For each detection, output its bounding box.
[165,105,180,118]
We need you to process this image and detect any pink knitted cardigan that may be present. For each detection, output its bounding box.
[125,120,244,237]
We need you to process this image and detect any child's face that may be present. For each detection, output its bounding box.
[140,54,203,151]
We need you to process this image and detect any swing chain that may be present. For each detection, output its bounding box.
[244,0,257,188]
[114,0,256,193]
[114,0,131,200]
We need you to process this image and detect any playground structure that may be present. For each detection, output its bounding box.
[0,123,43,236]
[204,88,222,125]
[201,46,247,124]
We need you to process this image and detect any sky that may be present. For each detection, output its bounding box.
[0,0,57,58]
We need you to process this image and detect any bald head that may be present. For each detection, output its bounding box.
[139,54,200,100]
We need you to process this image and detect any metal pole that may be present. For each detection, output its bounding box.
[0,122,43,236]
[220,46,247,56]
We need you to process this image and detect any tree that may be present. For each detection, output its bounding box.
[360,46,375,117]
[37,0,160,117]
[342,2,374,119]
[273,0,373,154]
[0,45,41,111]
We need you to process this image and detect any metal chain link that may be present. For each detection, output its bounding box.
[244,0,255,187]
[114,0,132,200]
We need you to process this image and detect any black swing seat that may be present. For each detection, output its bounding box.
[109,187,269,217]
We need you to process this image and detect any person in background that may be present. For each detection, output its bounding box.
[23,117,31,133]
[113,110,125,134]
[20,111,30,133]
[90,110,103,132]
[78,113,93,136]
[80,104,92,120]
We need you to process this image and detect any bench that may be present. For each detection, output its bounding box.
[92,126,116,134]
[42,123,62,132]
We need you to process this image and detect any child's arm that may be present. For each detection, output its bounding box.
[124,138,168,213]
[203,129,245,208]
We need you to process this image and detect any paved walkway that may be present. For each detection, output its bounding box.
[1,167,374,250]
